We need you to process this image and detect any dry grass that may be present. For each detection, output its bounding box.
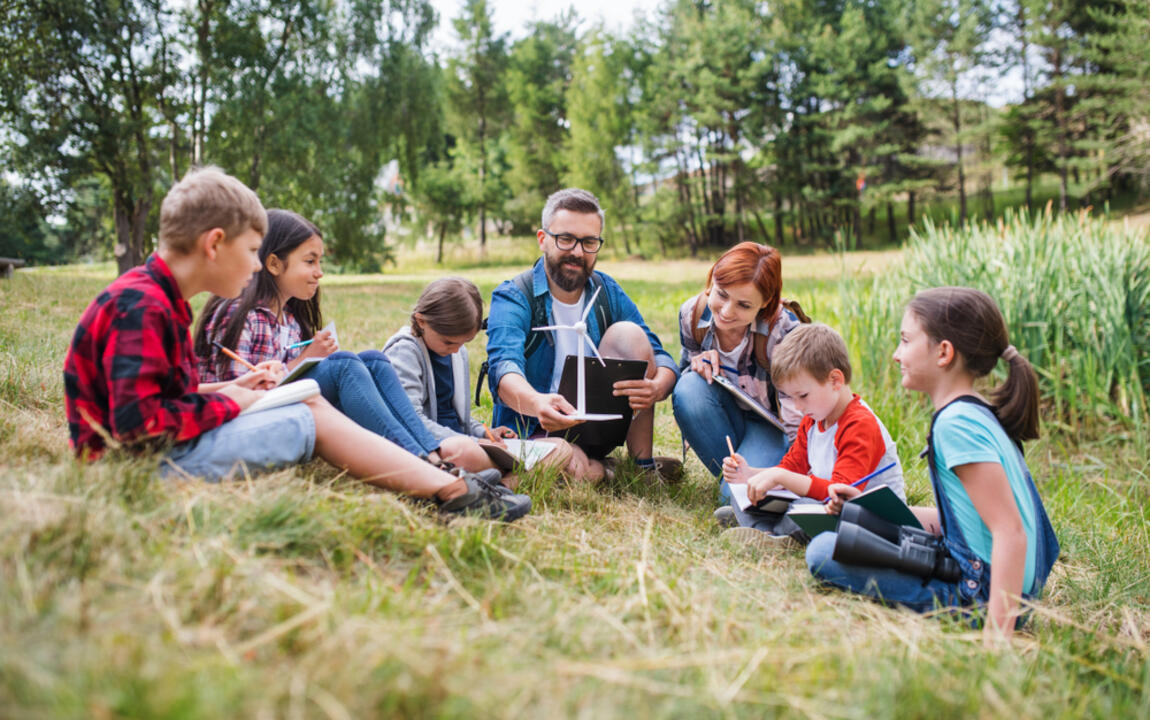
[0,246,1147,718]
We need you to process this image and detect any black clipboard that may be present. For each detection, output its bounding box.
[555,355,647,448]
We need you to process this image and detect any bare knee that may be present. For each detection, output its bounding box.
[305,396,341,441]
[600,321,654,371]
[565,445,604,483]
[439,436,495,472]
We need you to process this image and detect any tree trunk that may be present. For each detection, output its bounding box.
[908,191,916,228]
[478,109,488,249]
[676,151,700,255]
[774,192,785,246]
[951,82,967,225]
[113,192,151,274]
[436,222,446,264]
[887,201,897,245]
[1025,139,1034,211]
[752,211,770,244]
[1051,46,1069,212]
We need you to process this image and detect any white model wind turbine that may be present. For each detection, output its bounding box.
[532,286,622,421]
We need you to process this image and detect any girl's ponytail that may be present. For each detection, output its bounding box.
[908,287,1041,444]
[993,345,1040,443]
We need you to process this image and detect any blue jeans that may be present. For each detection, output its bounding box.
[805,531,968,613]
[672,371,789,503]
[307,350,440,457]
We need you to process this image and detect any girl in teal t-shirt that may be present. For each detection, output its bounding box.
[806,287,1059,645]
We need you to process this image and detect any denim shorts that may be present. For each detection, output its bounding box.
[160,403,316,482]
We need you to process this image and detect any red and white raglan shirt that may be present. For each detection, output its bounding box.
[778,395,905,501]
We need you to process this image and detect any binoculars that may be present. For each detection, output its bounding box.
[832,503,961,583]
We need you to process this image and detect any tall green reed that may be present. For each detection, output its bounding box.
[842,207,1150,445]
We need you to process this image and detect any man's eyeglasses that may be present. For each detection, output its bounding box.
[542,228,605,254]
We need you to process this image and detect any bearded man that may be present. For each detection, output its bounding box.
[484,188,681,483]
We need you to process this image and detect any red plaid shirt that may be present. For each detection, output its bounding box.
[63,253,241,459]
[197,302,302,382]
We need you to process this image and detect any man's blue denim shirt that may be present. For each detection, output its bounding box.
[485,258,679,436]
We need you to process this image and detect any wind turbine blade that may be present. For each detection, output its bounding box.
[587,340,608,367]
[580,286,603,323]
[532,325,567,332]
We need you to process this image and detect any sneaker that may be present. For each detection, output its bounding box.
[720,526,797,551]
[713,505,737,528]
[438,472,532,521]
[633,456,684,484]
[470,467,512,494]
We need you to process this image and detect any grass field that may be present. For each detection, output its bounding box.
[1,244,1148,718]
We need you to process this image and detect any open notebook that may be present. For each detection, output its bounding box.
[239,379,320,415]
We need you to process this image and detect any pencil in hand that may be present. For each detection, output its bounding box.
[481,423,507,447]
[212,341,259,373]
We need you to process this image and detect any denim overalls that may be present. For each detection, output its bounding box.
[926,396,1060,608]
[805,396,1060,621]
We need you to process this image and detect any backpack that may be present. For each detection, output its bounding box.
[475,264,617,405]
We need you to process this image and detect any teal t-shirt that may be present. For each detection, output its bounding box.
[933,402,1038,593]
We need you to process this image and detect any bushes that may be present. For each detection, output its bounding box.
[844,207,1150,438]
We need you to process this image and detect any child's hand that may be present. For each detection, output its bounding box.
[300,329,338,359]
[233,367,277,391]
[824,483,863,515]
[721,452,755,484]
[747,468,791,503]
[747,471,774,504]
[493,426,517,439]
[254,360,286,385]
[217,383,265,410]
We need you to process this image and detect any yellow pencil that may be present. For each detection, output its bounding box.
[725,435,735,457]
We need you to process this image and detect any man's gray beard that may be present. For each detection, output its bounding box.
[545,254,590,293]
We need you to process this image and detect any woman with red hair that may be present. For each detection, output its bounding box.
[672,242,805,516]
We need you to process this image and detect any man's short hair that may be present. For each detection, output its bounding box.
[771,323,852,385]
[541,188,605,234]
[159,166,267,253]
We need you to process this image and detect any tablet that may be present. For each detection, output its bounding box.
[712,374,785,433]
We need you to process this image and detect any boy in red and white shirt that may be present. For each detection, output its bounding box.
[722,324,904,537]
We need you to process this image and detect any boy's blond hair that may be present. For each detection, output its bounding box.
[159,166,267,253]
[771,323,852,385]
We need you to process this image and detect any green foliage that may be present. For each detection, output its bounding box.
[503,14,579,233]
[445,0,510,249]
[0,0,175,272]
[412,159,474,263]
[841,209,1150,441]
[564,32,633,249]
[0,0,439,273]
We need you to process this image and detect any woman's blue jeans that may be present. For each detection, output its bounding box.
[672,370,790,504]
[306,350,440,457]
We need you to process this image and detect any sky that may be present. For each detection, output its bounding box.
[428,0,661,51]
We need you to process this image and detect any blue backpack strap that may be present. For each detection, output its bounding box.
[513,265,615,362]
[512,266,550,361]
[474,265,547,407]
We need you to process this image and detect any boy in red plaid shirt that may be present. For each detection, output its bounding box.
[63,167,529,521]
